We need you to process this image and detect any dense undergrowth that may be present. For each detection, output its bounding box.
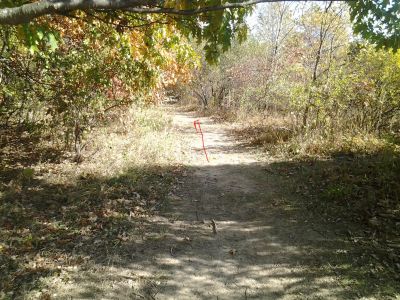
[0,107,185,299]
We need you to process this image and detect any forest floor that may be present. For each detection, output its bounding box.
[1,105,399,299]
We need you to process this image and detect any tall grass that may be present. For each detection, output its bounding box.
[0,104,188,297]
[35,106,185,185]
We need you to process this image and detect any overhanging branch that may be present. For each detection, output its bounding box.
[0,0,149,25]
[0,0,351,25]
[125,0,348,15]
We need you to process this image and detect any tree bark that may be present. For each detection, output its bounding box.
[0,0,346,25]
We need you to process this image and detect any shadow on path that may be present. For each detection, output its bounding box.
[1,110,399,299]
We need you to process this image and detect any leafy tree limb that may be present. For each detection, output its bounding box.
[0,0,348,25]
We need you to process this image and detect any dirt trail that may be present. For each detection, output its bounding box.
[46,108,357,300]
[142,109,350,299]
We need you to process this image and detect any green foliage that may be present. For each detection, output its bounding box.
[349,0,400,51]
[0,0,399,61]
[0,13,198,159]
[183,2,400,158]
[17,24,59,54]
[310,44,400,136]
[0,0,26,8]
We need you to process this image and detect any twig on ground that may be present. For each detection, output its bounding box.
[211,219,217,234]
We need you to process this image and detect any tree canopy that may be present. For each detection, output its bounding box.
[0,0,399,55]
[349,0,400,50]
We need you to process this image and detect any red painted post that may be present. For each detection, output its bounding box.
[193,119,209,162]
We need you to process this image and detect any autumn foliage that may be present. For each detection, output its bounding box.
[1,13,198,160]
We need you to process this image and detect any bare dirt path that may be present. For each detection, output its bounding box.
[45,108,367,300]
[143,108,353,299]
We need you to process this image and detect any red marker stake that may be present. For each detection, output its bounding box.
[193,119,209,162]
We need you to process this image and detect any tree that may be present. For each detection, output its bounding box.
[349,0,400,51]
[0,0,399,54]
[255,2,297,104]
[0,0,323,24]
[0,10,198,160]
[299,2,350,127]
[0,0,253,63]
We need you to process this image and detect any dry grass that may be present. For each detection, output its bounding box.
[223,107,400,159]
[0,105,188,299]
[32,106,186,184]
[273,132,399,158]
[196,106,400,281]
[228,112,297,155]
